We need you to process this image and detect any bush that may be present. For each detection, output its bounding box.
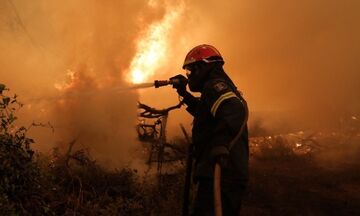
[0,85,184,215]
[0,85,52,215]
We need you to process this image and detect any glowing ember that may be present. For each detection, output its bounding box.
[127,2,184,84]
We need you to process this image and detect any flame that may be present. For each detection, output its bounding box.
[127,2,184,84]
[54,70,76,91]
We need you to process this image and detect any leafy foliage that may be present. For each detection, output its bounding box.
[0,86,51,215]
[0,85,184,215]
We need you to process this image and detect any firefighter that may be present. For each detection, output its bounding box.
[171,44,249,215]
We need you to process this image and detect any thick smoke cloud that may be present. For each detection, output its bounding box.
[180,0,360,132]
[0,0,167,168]
[1,0,360,168]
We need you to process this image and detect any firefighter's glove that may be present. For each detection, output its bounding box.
[170,74,188,96]
[211,146,230,169]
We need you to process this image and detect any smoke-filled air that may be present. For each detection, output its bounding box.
[0,0,187,168]
[0,0,360,148]
[1,0,360,215]
[1,0,360,165]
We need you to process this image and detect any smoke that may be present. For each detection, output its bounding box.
[133,0,360,138]
[0,0,172,168]
[1,0,360,168]
[182,0,360,131]
[178,0,360,167]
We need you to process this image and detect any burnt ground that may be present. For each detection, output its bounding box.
[241,134,360,216]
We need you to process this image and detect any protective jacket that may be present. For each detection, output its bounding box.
[182,73,249,183]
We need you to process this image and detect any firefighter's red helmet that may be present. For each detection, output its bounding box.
[182,44,224,69]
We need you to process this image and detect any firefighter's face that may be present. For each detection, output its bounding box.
[185,63,207,92]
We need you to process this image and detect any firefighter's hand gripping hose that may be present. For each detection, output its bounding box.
[169,74,188,88]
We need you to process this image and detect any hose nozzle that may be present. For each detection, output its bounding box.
[154,80,171,88]
[154,79,180,88]
[154,75,187,89]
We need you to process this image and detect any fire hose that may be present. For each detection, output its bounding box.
[214,97,248,216]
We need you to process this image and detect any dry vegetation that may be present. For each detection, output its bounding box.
[0,87,184,215]
[1,87,360,215]
[244,131,360,216]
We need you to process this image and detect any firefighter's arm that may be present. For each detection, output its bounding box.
[181,91,199,116]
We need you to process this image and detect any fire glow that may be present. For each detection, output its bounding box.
[127,2,184,84]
